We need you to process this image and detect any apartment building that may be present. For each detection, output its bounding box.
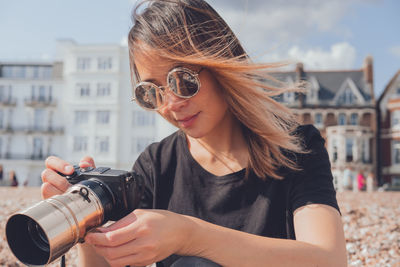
[0,61,64,186]
[56,40,176,171]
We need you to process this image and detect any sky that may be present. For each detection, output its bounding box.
[0,0,399,97]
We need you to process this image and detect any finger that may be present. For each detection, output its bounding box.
[41,169,71,192]
[105,251,153,267]
[98,213,138,233]
[41,182,64,199]
[45,156,74,175]
[79,156,96,168]
[91,239,139,261]
[86,214,139,247]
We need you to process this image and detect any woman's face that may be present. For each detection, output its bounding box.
[134,52,231,139]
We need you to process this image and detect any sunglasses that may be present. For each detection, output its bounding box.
[132,66,204,110]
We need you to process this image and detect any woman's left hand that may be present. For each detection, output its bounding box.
[85,209,195,267]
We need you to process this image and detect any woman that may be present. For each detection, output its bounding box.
[41,0,347,266]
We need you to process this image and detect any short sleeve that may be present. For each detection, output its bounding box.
[289,125,340,215]
[132,148,155,209]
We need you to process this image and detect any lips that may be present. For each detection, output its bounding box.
[176,112,200,128]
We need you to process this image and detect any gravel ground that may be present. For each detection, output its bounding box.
[0,187,399,267]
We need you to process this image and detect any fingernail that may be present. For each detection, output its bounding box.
[64,165,73,173]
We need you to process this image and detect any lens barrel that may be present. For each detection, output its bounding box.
[6,180,113,265]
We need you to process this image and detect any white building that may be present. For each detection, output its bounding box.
[0,61,65,186]
[56,39,176,171]
[0,40,176,186]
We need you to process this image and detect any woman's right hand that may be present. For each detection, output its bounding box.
[41,156,96,199]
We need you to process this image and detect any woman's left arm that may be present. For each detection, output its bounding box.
[182,203,347,267]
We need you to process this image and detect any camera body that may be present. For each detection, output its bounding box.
[63,165,143,222]
[6,165,144,266]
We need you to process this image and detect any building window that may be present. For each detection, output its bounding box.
[283,91,295,103]
[34,109,45,130]
[77,58,91,71]
[133,111,155,126]
[33,137,43,158]
[76,83,90,97]
[361,139,370,163]
[133,137,154,154]
[98,57,113,70]
[74,111,89,124]
[96,111,110,124]
[38,86,46,101]
[393,140,400,165]
[350,113,358,125]
[97,83,111,96]
[314,113,323,127]
[1,66,13,78]
[346,138,354,162]
[331,138,338,162]
[338,113,347,125]
[338,87,357,105]
[73,136,88,152]
[0,110,3,129]
[42,66,53,79]
[96,136,109,153]
[392,110,400,129]
[0,85,4,100]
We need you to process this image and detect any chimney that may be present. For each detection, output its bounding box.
[296,62,305,107]
[363,55,374,101]
[296,62,304,81]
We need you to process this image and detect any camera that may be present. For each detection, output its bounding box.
[5,165,143,266]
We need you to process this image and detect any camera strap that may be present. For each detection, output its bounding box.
[61,255,66,267]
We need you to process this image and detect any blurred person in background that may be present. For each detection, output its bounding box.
[40,0,347,266]
[9,170,18,187]
[357,170,366,191]
[0,164,3,181]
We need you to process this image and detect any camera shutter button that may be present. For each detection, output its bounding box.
[80,166,94,173]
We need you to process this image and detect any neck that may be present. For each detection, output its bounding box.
[186,114,249,175]
[188,113,245,155]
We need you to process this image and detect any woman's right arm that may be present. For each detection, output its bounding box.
[41,156,110,267]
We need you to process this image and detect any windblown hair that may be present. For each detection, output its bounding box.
[128,0,305,180]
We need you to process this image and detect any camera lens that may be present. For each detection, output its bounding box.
[6,214,50,265]
[28,219,50,253]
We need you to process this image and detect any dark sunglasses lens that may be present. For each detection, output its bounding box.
[135,84,162,110]
[168,70,199,97]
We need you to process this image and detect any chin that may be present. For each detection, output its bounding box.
[180,128,204,139]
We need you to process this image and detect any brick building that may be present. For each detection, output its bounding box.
[273,57,376,191]
[377,70,400,188]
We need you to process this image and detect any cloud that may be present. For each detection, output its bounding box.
[286,42,357,70]
[257,42,357,71]
[209,0,354,44]
[389,45,400,58]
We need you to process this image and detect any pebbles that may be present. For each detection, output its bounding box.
[0,188,399,266]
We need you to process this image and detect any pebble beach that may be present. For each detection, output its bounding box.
[0,187,399,267]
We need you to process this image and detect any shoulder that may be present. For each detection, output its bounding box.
[144,130,184,159]
[134,130,184,170]
[292,124,325,148]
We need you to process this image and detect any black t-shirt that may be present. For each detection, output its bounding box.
[132,124,340,266]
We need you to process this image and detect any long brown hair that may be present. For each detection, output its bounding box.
[128,0,304,179]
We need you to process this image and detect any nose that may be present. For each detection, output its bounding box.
[163,89,189,111]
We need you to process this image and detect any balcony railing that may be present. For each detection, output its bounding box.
[24,96,57,107]
[1,126,64,134]
[0,152,49,161]
[0,96,17,106]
